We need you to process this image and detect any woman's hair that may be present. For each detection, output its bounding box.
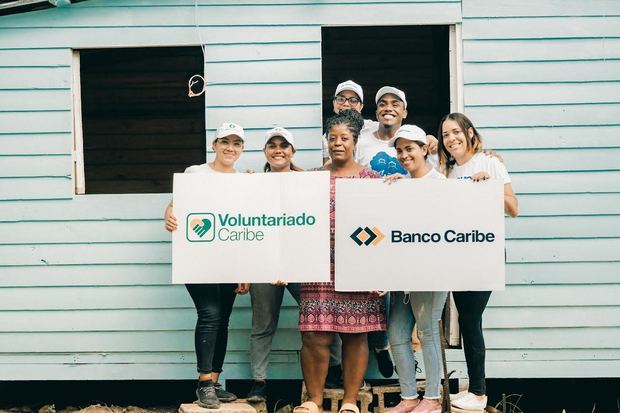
[437,112,483,175]
[324,109,365,143]
[263,137,303,172]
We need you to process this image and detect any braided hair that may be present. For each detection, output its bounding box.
[324,109,364,143]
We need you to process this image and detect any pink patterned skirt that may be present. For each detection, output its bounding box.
[299,280,386,333]
[299,168,386,333]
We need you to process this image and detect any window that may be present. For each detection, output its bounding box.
[73,47,205,194]
[322,25,452,135]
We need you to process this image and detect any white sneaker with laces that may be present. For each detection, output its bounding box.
[449,390,469,401]
[450,392,487,412]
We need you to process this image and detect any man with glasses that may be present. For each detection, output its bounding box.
[322,80,379,165]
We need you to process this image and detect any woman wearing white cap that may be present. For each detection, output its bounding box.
[246,127,302,402]
[438,113,518,413]
[164,122,249,409]
[381,125,448,413]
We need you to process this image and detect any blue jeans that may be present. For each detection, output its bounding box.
[387,291,448,399]
[249,283,342,380]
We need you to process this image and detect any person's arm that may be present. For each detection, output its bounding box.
[503,183,519,218]
[426,134,438,154]
[164,199,178,232]
[471,172,518,217]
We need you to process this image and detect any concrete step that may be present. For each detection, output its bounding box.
[179,400,266,413]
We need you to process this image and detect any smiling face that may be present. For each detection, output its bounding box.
[212,135,243,168]
[441,118,474,162]
[376,93,408,127]
[333,90,363,114]
[327,123,356,163]
[264,136,294,172]
[395,138,428,176]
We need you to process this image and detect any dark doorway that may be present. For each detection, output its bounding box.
[322,26,450,136]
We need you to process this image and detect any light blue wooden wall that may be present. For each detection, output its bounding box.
[459,0,620,378]
[0,0,618,381]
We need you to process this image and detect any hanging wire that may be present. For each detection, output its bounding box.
[188,74,206,98]
[188,0,207,98]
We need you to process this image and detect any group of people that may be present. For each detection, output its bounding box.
[164,80,519,413]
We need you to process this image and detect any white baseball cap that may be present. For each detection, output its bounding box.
[215,122,245,142]
[375,86,407,109]
[264,126,295,148]
[335,80,364,103]
[388,124,427,147]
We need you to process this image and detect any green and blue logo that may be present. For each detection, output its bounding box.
[187,213,216,242]
[186,211,316,243]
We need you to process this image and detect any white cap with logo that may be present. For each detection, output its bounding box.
[264,126,295,148]
[335,80,364,103]
[375,86,408,109]
[388,124,427,147]
[215,122,245,142]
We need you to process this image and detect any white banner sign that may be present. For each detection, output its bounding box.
[335,179,505,291]
[172,171,330,284]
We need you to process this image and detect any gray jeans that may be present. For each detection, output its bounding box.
[250,283,341,380]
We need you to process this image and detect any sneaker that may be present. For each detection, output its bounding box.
[410,398,441,413]
[247,380,267,403]
[325,364,344,389]
[374,348,394,378]
[449,390,469,402]
[451,392,487,412]
[196,382,220,409]
[214,382,237,402]
[385,399,420,413]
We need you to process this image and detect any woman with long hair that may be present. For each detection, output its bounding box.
[437,113,518,413]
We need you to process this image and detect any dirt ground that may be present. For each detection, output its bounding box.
[1,379,619,413]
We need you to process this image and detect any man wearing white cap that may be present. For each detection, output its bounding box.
[356,86,438,177]
[322,80,379,164]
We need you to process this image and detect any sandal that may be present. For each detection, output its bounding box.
[294,401,321,413]
[339,403,360,413]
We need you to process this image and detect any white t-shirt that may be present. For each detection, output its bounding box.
[184,163,236,174]
[355,124,407,177]
[448,152,510,184]
[416,167,446,180]
[355,125,440,177]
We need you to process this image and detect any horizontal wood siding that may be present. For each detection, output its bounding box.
[2,0,617,382]
[0,0,460,380]
[461,0,620,378]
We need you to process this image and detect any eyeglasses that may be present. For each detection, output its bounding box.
[333,95,361,105]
